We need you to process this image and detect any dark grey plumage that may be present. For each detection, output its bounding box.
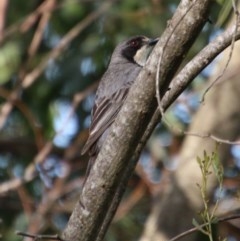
[81,35,158,173]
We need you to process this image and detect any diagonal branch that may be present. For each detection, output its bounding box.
[96,20,240,235]
[61,1,213,241]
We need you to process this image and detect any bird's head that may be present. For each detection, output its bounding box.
[111,36,158,67]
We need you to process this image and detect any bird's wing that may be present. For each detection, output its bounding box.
[81,87,129,155]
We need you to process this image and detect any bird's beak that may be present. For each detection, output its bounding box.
[148,38,159,46]
[133,37,159,66]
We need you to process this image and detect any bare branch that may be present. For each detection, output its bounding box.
[28,0,56,58]
[201,4,240,102]
[169,214,240,241]
[62,1,213,240]
[0,0,8,41]
[1,0,56,43]
[177,130,240,145]
[87,6,240,241]
[16,231,64,241]
[162,20,240,112]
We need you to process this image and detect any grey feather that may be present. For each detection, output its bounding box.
[81,35,158,175]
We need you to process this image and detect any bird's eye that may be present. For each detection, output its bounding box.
[129,40,139,48]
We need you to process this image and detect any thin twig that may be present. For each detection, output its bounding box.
[184,131,240,145]
[201,2,240,102]
[165,121,240,145]
[169,214,240,241]
[0,0,8,41]
[28,0,56,58]
[0,0,57,43]
[16,231,64,241]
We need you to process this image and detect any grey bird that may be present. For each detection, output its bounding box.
[81,35,158,177]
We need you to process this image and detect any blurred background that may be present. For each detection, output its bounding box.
[0,0,240,241]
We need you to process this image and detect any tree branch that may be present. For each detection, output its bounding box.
[169,214,240,241]
[61,1,213,241]
[96,19,240,241]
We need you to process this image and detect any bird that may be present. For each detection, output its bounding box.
[81,35,158,179]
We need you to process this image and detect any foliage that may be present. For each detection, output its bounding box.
[194,147,224,241]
